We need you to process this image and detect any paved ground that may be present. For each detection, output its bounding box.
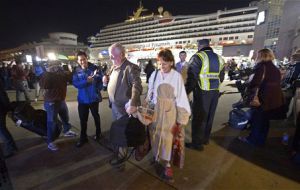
[1,80,300,190]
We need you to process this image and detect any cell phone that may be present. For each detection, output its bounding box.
[91,69,98,78]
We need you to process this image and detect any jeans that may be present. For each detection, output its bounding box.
[0,114,17,154]
[34,81,41,98]
[15,80,31,102]
[247,108,270,146]
[44,101,72,143]
[111,102,127,121]
[78,102,101,141]
[3,76,10,90]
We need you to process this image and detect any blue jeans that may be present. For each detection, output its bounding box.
[44,101,71,143]
[247,107,270,146]
[15,80,31,102]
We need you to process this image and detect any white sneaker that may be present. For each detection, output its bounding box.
[16,120,22,127]
[48,143,58,151]
[63,130,77,137]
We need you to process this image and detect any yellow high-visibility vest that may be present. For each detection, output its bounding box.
[196,51,224,90]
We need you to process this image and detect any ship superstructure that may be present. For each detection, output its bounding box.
[88,2,258,63]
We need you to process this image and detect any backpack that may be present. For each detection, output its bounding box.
[229,108,250,130]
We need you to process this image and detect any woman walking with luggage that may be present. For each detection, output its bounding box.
[147,49,190,181]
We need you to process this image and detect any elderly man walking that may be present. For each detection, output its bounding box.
[103,43,142,167]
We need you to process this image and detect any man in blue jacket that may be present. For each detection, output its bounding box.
[73,51,103,147]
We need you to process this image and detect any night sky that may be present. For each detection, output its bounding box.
[0,0,253,50]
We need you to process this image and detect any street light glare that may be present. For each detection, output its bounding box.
[47,52,57,60]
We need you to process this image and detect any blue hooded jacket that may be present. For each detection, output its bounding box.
[72,63,103,104]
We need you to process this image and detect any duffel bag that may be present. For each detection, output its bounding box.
[229,108,250,130]
[110,115,146,147]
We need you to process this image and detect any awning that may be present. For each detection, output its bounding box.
[57,54,69,60]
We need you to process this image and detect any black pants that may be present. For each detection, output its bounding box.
[78,102,101,141]
[0,113,17,154]
[293,114,300,151]
[192,89,219,145]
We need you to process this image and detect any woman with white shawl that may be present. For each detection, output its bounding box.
[147,49,191,181]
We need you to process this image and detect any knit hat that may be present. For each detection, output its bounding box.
[197,39,210,46]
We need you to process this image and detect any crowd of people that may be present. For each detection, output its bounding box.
[1,39,300,182]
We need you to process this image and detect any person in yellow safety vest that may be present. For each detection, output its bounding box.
[185,39,225,151]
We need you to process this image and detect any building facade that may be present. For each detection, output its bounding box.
[277,0,300,59]
[252,0,285,55]
[0,32,87,62]
[252,0,300,60]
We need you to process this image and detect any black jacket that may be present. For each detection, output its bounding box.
[248,61,284,113]
[185,47,225,94]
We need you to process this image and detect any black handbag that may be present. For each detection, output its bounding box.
[110,115,146,147]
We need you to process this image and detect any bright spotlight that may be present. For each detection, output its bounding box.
[25,55,33,63]
[47,52,57,60]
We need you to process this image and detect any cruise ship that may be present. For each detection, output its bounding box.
[88,2,258,64]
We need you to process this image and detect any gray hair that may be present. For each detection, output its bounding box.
[109,43,126,57]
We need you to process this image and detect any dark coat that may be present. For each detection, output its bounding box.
[248,61,285,118]
[39,69,72,102]
[108,59,142,107]
[185,47,225,94]
[0,80,11,115]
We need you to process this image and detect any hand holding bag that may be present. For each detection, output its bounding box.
[249,88,262,107]
[137,70,158,125]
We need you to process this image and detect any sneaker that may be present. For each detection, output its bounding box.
[48,143,58,151]
[63,130,77,137]
[75,139,88,148]
[16,120,22,127]
[93,134,103,142]
[109,155,126,167]
[162,167,174,182]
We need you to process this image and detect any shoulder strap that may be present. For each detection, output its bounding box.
[260,65,266,85]
[149,70,159,101]
[153,69,159,85]
[254,65,266,96]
